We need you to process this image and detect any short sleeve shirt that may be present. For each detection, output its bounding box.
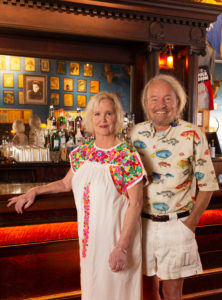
[130,119,219,214]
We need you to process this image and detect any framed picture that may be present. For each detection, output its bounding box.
[24,74,47,105]
[40,59,50,72]
[64,94,73,107]
[64,78,73,91]
[56,60,66,74]
[50,76,60,90]
[25,57,35,71]
[77,94,86,108]
[90,80,100,93]
[70,62,80,75]
[0,56,6,70]
[83,63,93,76]
[18,91,24,104]
[77,79,87,92]
[18,74,23,88]
[10,56,21,71]
[50,93,60,106]
[3,74,14,88]
[3,91,14,104]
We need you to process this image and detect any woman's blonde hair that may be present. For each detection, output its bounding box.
[83,91,123,135]
[141,74,187,119]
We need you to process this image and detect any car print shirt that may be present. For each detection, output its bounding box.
[130,119,219,214]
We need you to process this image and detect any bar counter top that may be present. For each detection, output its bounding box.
[0,182,76,227]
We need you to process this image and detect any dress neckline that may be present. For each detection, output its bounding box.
[94,141,125,151]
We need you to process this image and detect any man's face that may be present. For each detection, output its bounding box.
[33,83,40,93]
[146,80,178,132]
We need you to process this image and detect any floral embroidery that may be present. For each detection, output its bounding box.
[82,182,90,258]
[70,141,144,196]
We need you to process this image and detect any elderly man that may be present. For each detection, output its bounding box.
[131,74,219,300]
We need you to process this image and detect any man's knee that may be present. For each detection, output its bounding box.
[162,278,184,300]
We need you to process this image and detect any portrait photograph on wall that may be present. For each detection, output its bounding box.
[64,78,73,91]
[3,74,14,88]
[50,76,60,90]
[25,57,35,72]
[90,80,100,93]
[50,93,60,106]
[64,94,73,107]
[77,79,87,92]
[83,63,93,76]
[77,94,86,108]
[10,56,21,71]
[40,59,50,72]
[3,91,14,104]
[70,62,80,75]
[24,75,47,105]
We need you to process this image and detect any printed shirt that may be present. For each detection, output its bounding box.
[70,141,147,199]
[130,119,219,214]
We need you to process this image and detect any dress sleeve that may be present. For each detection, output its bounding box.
[123,149,148,190]
[69,146,82,174]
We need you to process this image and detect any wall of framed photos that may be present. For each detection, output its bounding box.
[0,55,131,123]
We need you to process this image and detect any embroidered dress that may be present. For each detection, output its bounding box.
[70,141,146,300]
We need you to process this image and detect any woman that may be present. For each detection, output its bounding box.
[8,91,147,300]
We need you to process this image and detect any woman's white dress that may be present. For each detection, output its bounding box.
[70,141,146,300]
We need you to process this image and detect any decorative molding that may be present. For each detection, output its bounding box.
[0,0,219,28]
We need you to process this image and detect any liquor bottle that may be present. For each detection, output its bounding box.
[60,129,67,161]
[57,108,66,130]
[75,120,84,146]
[75,107,83,134]
[210,139,215,158]
[51,129,60,151]
[47,105,56,131]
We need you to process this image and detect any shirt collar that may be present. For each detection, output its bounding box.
[148,119,179,138]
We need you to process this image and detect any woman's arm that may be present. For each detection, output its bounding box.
[109,180,143,272]
[7,169,73,214]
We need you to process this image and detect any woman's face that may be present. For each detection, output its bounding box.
[92,98,117,138]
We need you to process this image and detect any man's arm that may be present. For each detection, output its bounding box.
[183,190,213,232]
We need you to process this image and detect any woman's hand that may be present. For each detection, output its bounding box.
[7,188,36,214]
[109,247,127,272]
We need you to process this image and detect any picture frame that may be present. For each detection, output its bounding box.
[50,76,60,90]
[10,56,21,71]
[25,57,35,71]
[3,91,14,104]
[70,62,80,75]
[18,74,23,88]
[24,74,47,105]
[77,79,87,92]
[18,91,24,104]
[3,74,14,88]
[56,60,66,74]
[90,80,100,93]
[64,78,73,91]
[77,94,87,108]
[40,59,50,72]
[0,56,6,70]
[64,94,73,107]
[83,63,93,76]
[50,93,60,106]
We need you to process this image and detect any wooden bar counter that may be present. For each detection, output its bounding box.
[0,183,80,300]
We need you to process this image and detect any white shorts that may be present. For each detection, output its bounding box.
[142,213,203,280]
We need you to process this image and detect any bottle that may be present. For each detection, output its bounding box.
[210,139,215,158]
[57,108,66,131]
[66,136,75,156]
[51,129,60,151]
[75,120,84,146]
[47,105,56,131]
[75,107,83,134]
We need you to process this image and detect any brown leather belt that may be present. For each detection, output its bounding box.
[141,210,190,222]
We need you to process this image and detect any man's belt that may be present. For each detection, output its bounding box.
[141,210,190,222]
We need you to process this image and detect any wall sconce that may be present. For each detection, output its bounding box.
[159,44,174,69]
[167,45,174,69]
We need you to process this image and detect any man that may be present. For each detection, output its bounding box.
[130,74,219,300]
[28,81,42,100]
